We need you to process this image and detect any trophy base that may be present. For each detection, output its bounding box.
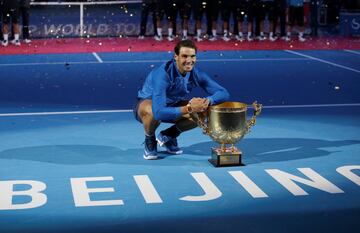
[209,147,244,167]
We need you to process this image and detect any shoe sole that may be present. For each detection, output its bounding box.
[166,149,183,155]
[143,154,158,160]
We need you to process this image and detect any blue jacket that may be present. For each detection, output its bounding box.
[138,59,230,121]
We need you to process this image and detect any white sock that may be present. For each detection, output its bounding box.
[260,32,264,36]
[168,28,173,37]
[224,30,228,35]
[248,32,252,37]
[239,32,243,37]
[4,34,8,41]
[183,30,187,37]
[14,34,20,40]
[212,29,217,36]
[299,32,304,37]
[157,28,162,37]
[269,32,274,37]
[287,32,291,36]
[197,29,201,37]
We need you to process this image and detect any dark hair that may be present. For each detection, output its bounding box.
[174,39,197,55]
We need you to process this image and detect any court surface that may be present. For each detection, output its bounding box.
[0,44,360,233]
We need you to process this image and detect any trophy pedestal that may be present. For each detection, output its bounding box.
[209,147,244,167]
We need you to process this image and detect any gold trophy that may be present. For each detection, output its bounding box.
[193,101,262,167]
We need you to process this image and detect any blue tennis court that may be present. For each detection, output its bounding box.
[1,48,360,232]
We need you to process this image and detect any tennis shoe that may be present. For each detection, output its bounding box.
[143,136,158,160]
[157,132,183,155]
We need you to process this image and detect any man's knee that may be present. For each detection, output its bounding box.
[140,105,153,119]
[138,100,157,122]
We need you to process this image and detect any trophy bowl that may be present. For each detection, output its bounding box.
[208,102,247,145]
[193,101,262,167]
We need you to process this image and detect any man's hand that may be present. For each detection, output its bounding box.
[189,98,209,113]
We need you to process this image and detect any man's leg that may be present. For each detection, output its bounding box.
[137,99,160,159]
[12,23,20,45]
[139,2,150,38]
[159,114,197,138]
[157,101,198,155]
[2,23,9,46]
[175,115,198,132]
[138,99,160,136]
[0,11,3,41]
[157,117,194,155]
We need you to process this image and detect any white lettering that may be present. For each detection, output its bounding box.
[228,171,268,198]
[0,180,47,210]
[62,24,75,36]
[28,25,37,34]
[337,165,360,186]
[134,175,162,204]
[266,168,344,196]
[115,23,125,34]
[179,172,222,201]
[124,23,137,35]
[70,176,123,207]
[96,24,109,35]
[44,24,62,35]
[84,24,93,35]
[75,24,81,36]
[351,18,360,30]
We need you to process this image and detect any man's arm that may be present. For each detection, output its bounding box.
[151,73,187,121]
[197,71,230,105]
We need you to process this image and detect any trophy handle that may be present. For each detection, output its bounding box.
[191,110,210,135]
[245,101,262,134]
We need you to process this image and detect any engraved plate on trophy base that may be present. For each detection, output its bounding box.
[209,147,244,167]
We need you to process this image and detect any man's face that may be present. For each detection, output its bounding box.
[174,47,196,75]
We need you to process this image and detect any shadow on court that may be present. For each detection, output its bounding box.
[0,138,359,166]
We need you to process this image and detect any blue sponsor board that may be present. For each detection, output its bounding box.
[340,11,360,36]
[28,3,210,38]
[27,3,221,38]
[29,3,144,37]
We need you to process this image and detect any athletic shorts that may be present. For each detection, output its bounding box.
[2,0,19,24]
[192,0,205,20]
[244,0,258,22]
[177,0,192,19]
[155,0,177,21]
[207,0,221,21]
[258,1,275,21]
[133,98,189,124]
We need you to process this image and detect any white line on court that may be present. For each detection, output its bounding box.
[263,103,360,108]
[1,103,360,117]
[0,58,308,67]
[92,52,103,63]
[199,58,308,62]
[284,50,360,74]
[0,109,131,117]
[0,61,99,66]
[344,49,360,55]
